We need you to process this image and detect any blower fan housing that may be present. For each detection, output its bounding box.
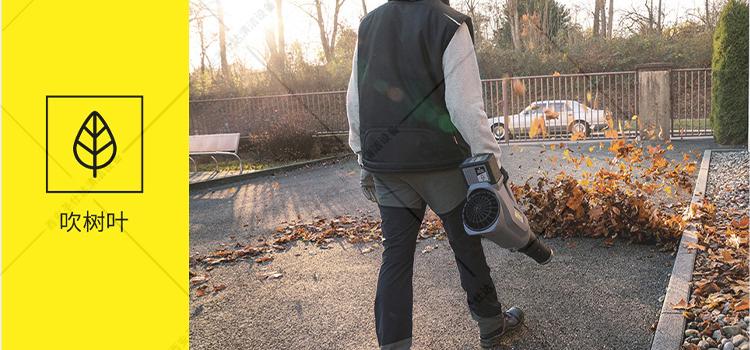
[460,154,553,264]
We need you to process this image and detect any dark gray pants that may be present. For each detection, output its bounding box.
[375,202,503,349]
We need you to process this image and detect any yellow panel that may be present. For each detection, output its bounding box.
[3,1,188,349]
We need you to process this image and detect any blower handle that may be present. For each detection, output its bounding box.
[499,166,510,185]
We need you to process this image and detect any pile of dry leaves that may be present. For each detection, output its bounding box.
[190,213,446,296]
[677,201,749,349]
[191,213,444,265]
[512,140,696,250]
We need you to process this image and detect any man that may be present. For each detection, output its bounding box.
[346,0,524,349]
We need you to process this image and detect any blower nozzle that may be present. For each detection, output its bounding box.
[460,154,553,265]
[518,233,553,265]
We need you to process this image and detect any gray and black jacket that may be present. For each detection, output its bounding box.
[347,0,502,173]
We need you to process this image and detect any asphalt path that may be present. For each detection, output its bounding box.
[189,139,722,349]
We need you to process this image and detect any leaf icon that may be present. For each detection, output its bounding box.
[73,111,117,178]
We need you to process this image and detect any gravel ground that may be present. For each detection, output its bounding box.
[682,150,750,350]
[189,139,721,350]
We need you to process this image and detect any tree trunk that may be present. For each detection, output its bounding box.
[600,0,607,37]
[607,0,614,38]
[361,0,368,18]
[593,0,601,37]
[313,0,332,64]
[275,0,286,71]
[542,0,549,39]
[656,0,662,33]
[217,0,230,80]
[705,0,711,26]
[198,16,206,74]
[647,0,654,31]
[509,0,522,50]
[329,0,344,63]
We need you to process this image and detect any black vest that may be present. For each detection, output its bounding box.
[357,0,473,173]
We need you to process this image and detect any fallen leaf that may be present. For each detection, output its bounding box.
[196,285,209,297]
[732,215,749,229]
[190,275,209,285]
[672,298,688,310]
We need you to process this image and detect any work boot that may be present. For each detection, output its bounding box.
[479,306,524,349]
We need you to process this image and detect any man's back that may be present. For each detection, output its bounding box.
[355,0,472,172]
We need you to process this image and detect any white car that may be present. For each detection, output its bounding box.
[488,100,608,140]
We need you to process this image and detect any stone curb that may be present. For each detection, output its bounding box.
[650,149,712,350]
[189,154,350,192]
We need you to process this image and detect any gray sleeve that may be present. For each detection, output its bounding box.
[346,44,363,165]
[443,23,503,168]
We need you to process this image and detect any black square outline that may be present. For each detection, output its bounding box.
[45,95,144,193]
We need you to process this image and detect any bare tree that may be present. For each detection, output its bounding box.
[217,0,230,79]
[656,0,662,32]
[485,0,504,41]
[190,1,213,74]
[593,0,601,37]
[508,0,522,50]
[607,0,614,38]
[266,0,287,72]
[600,0,607,37]
[297,0,347,64]
[687,0,726,28]
[620,0,665,35]
[276,0,286,55]
[458,0,489,46]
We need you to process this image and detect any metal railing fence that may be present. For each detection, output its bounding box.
[482,71,639,142]
[190,90,347,138]
[189,69,711,145]
[671,68,712,138]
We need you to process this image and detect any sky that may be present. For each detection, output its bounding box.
[189,0,711,71]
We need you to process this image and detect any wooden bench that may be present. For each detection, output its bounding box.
[189,133,243,174]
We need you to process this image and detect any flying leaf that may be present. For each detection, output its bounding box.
[543,108,559,120]
[563,149,571,160]
[73,111,117,178]
[570,131,586,141]
[528,116,546,138]
[512,79,526,96]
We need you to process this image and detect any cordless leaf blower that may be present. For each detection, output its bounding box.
[460,154,553,265]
